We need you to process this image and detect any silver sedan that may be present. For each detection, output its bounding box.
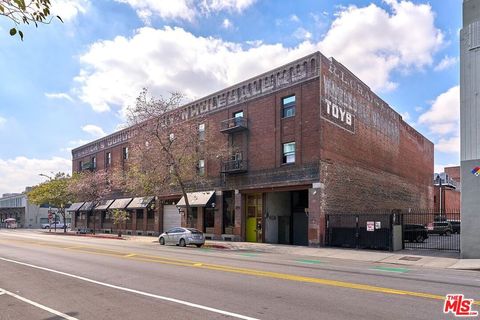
[158,227,205,247]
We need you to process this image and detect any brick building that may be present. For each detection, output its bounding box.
[433,166,461,212]
[71,52,433,246]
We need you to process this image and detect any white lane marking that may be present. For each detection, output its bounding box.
[0,288,78,320]
[0,257,259,320]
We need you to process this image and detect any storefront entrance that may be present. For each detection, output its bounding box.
[246,193,263,242]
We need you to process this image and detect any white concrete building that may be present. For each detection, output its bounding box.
[0,192,69,229]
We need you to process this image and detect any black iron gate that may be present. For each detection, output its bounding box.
[401,210,460,252]
[326,213,394,251]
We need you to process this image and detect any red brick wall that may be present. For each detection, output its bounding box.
[72,143,128,173]
[200,78,321,177]
[445,166,461,183]
[434,187,461,211]
[318,56,433,212]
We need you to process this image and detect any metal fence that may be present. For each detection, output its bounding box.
[401,209,460,252]
[325,209,461,252]
[326,213,394,251]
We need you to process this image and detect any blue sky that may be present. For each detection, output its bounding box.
[0,0,462,195]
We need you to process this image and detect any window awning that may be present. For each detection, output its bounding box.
[127,196,154,209]
[176,191,215,207]
[94,199,115,211]
[109,198,133,210]
[66,202,84,212]
[79,201,95,211]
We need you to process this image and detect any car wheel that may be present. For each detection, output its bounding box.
[159,237,165,245]
[179,238,186,247]
[196,244,203,248]
[445,230,452,236]
[416,235,425,243]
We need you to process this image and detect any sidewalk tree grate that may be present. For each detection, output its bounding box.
[399,256,422,261]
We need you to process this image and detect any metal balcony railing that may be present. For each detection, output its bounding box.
[220,117,248,133]
[221,159,248,174]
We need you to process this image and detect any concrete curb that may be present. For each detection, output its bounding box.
[41,231,125,240]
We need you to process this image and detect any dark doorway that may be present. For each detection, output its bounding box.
[292,190,308,246]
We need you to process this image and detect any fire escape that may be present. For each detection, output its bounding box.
[220,115,248,174]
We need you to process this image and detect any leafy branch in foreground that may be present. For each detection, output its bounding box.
[0,0,63,40]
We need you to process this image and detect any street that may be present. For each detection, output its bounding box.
[0,230,478,320]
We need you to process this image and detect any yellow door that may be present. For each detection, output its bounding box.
[246,194,262,242]
[246,217,257,242]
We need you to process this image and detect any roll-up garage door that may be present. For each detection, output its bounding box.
[163,205,181,232]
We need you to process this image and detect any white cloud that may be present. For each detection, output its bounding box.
[290,14,300,23]
[115,0,196,23]
[61,139,91,152]
[318,0,443,91]
[0,157,71,196]
[419,86,459,135]
[200,0,257,13]
[436,136,460,154]
[414,106,424,112]
[74,1,444,116]
[0,116,6,128]
[434,56,458,71]
[293,27,312,40]
[45,92,74,102]
[434,163,459,174]
[419,86,460,156]
[51,0,89,21]
[82,124,106,138]
[222,18,233,29]
[115,0,256,23]
[75,26,316,115]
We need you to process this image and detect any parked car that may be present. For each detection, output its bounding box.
[158,227,205,247]
[427,221,453,236]
[404,224,428,243]
[42,222,70,229]
[448,220,461,234]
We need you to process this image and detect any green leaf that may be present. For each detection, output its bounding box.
[9,28,17,36]
[0,5,4,13]
[19,30,24,41]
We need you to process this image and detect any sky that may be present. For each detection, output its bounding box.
[0,0,462,195]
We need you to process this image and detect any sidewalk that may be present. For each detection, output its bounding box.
[125,235,480,271]
[43,230,480,271]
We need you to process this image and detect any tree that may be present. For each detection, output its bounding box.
[111,209,129,237]
[0,0,63,40]
[27,172,74,233]
[119,89,227,222]
[68,169,114,234]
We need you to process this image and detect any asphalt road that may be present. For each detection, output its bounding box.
[0,230,478,320]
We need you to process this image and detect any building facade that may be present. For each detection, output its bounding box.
[71,52,433,246]
[0,192,65,229]
[433,169,461,212]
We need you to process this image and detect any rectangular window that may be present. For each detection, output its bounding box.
[92,156,96,169]
[282,95,296,118]
[106,152,112,166]
[123,147,129,160]
[79,161,83,172]
[198,123,205,141]
[198,159,205,176]
[233,111,244,126]
[282,142,296,164]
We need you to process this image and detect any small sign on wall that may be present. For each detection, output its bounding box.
[366,221,375,232]
[375,221,381,229]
